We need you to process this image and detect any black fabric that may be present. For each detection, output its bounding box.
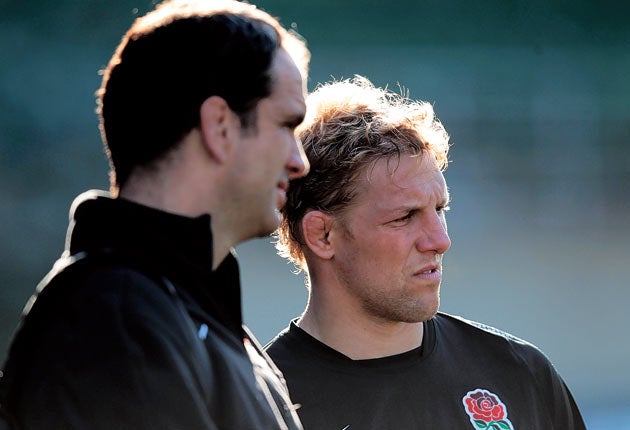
[0,190,302,430]
[266,313,586,430]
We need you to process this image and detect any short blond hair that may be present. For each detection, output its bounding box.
[276,76,450,271]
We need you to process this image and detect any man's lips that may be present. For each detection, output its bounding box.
[415,263,440,274]
[276,181,288,209]
[277,180,288,193]
[414,264,443,280]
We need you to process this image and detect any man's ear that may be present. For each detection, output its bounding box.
[302,210,335,260]
[199,96,238,164]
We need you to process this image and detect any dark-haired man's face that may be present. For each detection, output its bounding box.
[228,49,309,239]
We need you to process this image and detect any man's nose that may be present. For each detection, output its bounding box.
[287,138,310,179]
[417,214,451,255]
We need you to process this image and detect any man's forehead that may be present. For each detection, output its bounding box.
[353,154,447,202]
[366,154,442,182]
[268,50,306,106]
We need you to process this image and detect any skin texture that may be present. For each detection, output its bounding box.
[299,154,451,359]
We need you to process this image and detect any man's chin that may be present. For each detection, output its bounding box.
[410,298,440,323]
[253,210,282,239]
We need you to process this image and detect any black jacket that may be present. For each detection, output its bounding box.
[0,190,302,430]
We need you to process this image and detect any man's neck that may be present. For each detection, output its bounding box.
[297,293,424,360]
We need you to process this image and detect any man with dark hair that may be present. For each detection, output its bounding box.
[266,76,586,429]
[0,1,309,428]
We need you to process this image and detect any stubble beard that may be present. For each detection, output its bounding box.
[361,285,441,324]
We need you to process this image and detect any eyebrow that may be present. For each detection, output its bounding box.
[441,193,451,206]
[392,194,450,214]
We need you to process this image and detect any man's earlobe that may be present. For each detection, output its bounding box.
[302,211,335,260]
[199,96,236,164]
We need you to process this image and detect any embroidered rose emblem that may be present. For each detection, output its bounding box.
[462,389,514,429]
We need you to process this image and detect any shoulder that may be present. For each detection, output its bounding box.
[4,257,220,429]
[435,312,534,346]
[7,258,210,393]
[18,259,199,361]
[434,314,585,426]
[36,258,174,315]
[434,312,560,379]
[265,321,318,366]
[264,324,292,356]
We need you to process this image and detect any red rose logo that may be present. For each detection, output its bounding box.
[462,389,514,430]
[465,390,505,421]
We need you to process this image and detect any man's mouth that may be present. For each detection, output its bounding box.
[414,263,443,280]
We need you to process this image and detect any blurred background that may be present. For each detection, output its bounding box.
[1,0,628,427]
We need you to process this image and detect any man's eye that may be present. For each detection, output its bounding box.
[437,205,450,214]
[396,211,414,222]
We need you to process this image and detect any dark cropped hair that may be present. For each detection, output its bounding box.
[97,0,309,194]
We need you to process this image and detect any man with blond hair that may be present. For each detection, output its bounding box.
[0,1,310,428]
[266,76,586,429]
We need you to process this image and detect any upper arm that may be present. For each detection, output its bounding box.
[517,343,586,429]
[12,268,217,430]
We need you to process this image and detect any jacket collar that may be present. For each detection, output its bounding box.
[65,189,243,337]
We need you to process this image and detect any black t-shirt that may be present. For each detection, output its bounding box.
[266,313,586,430]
